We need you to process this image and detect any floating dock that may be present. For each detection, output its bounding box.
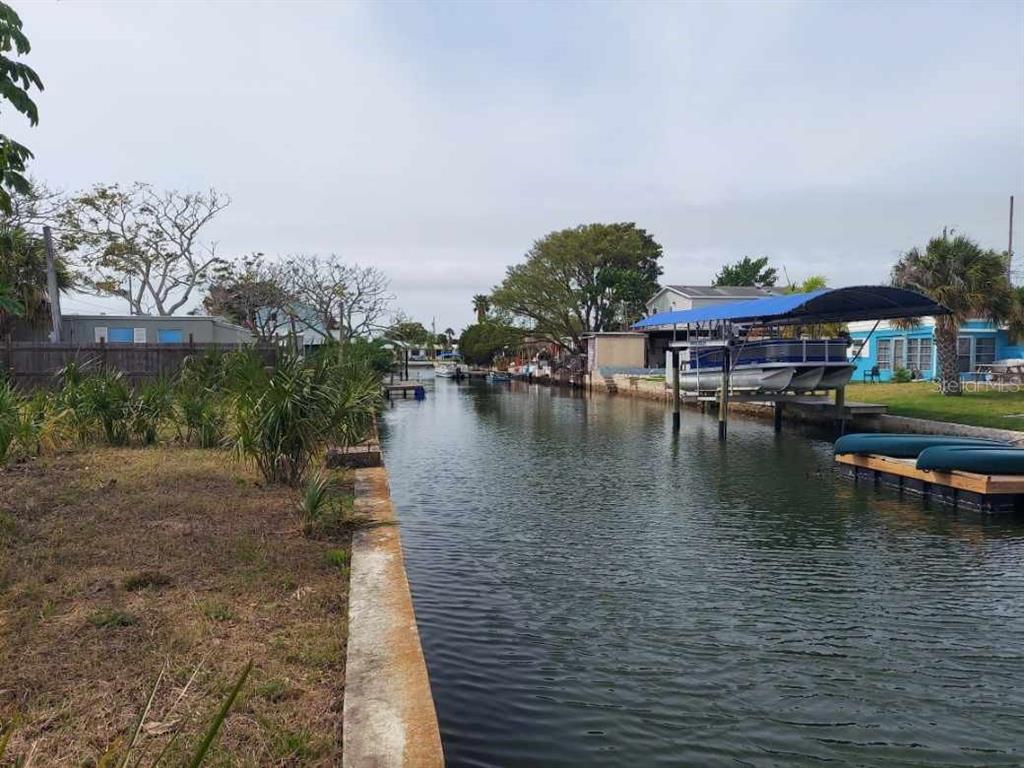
[836,452,1024,513]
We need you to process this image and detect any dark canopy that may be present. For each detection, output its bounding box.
[634,286,948,329]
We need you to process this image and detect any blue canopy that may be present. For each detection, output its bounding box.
[633,285,948,329]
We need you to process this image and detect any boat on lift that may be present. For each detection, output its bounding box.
[667,338,855,393]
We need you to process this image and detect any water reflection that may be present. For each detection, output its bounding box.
[382,379,1024,768]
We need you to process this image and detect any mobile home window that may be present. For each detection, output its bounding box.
[157,329,184,343]
[974,337,996,367]
[107,327,133,343]
[876,339,893,370]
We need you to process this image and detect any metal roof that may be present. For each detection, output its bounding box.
[633,285,949,328]
[657,285,773,299]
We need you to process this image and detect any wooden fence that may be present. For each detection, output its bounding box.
[2,340,280,389]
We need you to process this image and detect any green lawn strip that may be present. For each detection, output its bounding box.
[846,383,1024,430]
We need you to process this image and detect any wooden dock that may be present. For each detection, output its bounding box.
[384,381,426,399]
[836,452,1024,513]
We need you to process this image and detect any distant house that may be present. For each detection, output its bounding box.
[847,318,1024,382]
[644,285,774,317]
[59,314,253,345]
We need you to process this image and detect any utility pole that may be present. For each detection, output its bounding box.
[1008,195,1015,283]
[43,226,62,343]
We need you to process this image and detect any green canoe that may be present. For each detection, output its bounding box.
[916,445,1024,474]
[833,433,1009,459]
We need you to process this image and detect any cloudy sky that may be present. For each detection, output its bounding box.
[11,1,1024,331]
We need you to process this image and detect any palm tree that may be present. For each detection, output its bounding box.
[443,327,455,349]
[472,294,490,324]
[891,233,1013,396]
[0,226,74,338]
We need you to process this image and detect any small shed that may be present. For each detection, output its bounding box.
[584,332,647,372]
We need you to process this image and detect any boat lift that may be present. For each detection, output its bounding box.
[634,286,950,440]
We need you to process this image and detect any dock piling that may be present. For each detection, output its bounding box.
[718,346,730,440]
[773,402,783,433]
[672,350,681,431]
[835,386,847,435]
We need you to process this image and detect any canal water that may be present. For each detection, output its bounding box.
[380,379,1024,768]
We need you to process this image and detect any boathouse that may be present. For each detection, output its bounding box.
[632,285,948,437]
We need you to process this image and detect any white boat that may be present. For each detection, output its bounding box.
[434,354,466,378]
[790,366,825,391]
[667,339,854,393]
[679,366,795,392]
[487,371,512,382]
[817,364,856,389]
[434,363,467,378]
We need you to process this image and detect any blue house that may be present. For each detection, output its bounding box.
[847,318,1024,382]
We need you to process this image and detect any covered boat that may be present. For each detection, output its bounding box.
[834,433,1010,459]
[916,446,1024,474]
[668,339,855,393]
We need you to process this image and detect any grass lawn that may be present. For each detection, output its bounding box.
[846,382,1024,431]
[0,447,351,765]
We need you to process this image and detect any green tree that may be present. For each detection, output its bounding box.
[459,322,525,366]
[491,222,663,350]
[892,233,1013,396]
[0,3,43,215]
[712,256,778,288]
[472,293,491,323]
[0,226,73,337]
[385,319,432,347]
[201,253,294,341]
[783,274,828,293]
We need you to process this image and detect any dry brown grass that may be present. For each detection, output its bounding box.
[0,447,351,766]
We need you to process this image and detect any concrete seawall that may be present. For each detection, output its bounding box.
[584,372,1024,441]
[343,464,444,768]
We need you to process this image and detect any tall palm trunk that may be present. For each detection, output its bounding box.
[934,320,961,396]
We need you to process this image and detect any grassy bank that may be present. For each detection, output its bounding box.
[846,382,1024,430]
[0,447,351,764]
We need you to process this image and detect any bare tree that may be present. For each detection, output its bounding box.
[60,182,229,315]
[284,255,392,340]
[0,179,64,231]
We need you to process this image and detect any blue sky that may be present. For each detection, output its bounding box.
[12,0,1024,330]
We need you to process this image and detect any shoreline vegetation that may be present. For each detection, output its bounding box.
[0,343,384,763]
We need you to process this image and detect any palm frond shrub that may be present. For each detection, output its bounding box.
[297,470,331,532]
[228,352,339,485]
[0,380,19,463]
[174,352,230,448]
[132,378,173,445]
[78,370,134,446]
[55,360,100,445]
[12,389,71,457]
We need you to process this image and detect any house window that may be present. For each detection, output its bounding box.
[957,336,972,373]
[157,329,184,343]
[975,337,996,367]
[108,327,133,343]
[876,338,893,370]
[907,338,933,372]
[893,338,906,370]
